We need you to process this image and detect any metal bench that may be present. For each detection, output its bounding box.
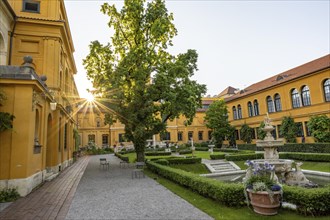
[99,158,110,169]
[131,162,145,179]
[120,161,129,168]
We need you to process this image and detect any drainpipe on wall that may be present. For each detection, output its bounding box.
[8,16,17,65]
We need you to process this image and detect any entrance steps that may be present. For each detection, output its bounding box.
[202,159,243,175]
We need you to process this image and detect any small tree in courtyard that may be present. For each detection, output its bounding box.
[204,99,230,147]
[240,123,253,144]
[83,0,206,162]
[280,116,297,143]
[307,115,330,143]
[257,121,266,140]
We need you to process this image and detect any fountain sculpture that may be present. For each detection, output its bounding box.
[245,113,316,187]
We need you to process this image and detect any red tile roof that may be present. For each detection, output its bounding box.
[217,86,238,97]
[225,54,330,102]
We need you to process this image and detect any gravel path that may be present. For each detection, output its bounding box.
[65,154,213,220]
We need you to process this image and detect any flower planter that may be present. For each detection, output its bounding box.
[247,189,281,215]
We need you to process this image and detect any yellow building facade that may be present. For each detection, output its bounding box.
[225,54,330,144]
[77,97,216,149]
[0,0,79,196]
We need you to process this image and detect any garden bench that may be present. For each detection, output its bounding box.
[132,162,145,179]
[99,158,110,170]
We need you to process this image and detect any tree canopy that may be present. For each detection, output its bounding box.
[307,115,330,143]
[204,99,230,147]
[83,0,206,161]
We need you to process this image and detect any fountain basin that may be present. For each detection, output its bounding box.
[252,159,293,174]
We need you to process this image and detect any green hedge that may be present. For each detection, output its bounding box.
[146,161,245,207]
[146,161,330,216]
[145,151,171,156]
[195,147,209,151]
[168,157,202,164]
[283,185,330,216]
[225,153,264,161]
[179,149,192,155]
[115,153,129,162]
[238,143,330,153]
[279,152,330,162]
[155,159,170,165]
[210,153,225,160]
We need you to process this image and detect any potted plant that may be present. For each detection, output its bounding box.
[243,160,282,215]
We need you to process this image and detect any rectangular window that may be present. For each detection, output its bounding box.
[64,123,67,149]
[88,134,95,143]
[295,122,304,137]
[102,134,109,145]
[251,128,256,139]
[177,132,183,141]
[198,131,203,141]
[23,0,40,13]
[188,131,193,140]
[304,121,311,137]
[119,133,125,143]
[235,130,239,140]
[162,132,171,141]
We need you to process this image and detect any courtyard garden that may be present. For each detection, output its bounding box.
[115,144,330,219]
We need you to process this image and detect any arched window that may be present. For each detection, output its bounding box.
[237,105,242,119]
[274,94,282,112]
[266,96,275,113]
[248,102,254,117]
[253,100,259,116]
[291,89,301,108]
[301,85,311,106]
[232,106,237,120]
[323,79,330,102]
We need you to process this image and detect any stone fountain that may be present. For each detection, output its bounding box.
[246,114,316,187]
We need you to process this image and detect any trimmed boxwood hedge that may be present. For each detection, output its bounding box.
[179,149,192,155]
[195,147,209,151]
[146,161,330,216]
[146,161,245,207]
[279,152,330,162]
[238,143,330,153]
[210,153,225,160]
[283,185,330,216]
[145,151,171,156]
[225,153,264,161]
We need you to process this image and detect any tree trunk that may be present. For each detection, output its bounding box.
[134,140,145,162]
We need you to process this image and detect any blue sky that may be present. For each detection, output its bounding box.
[65,0,330,98]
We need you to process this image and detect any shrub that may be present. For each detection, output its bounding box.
[283,185,330,216]
[279,152,330,162]
[155,159,169,165]
[146,161,245,207]
[166,157,201,164]
[238,143,330,153]
[210,154,225,160]
[225,153,264,161]
[179,149,192,155]
[195,147,209,151]
[0,187,20,202]
[145,151,171,156]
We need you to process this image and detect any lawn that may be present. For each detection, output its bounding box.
[169,163,210,174]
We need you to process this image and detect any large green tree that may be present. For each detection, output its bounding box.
[83,0,206,161]
[307,115,330,143]
[204,99,230,147]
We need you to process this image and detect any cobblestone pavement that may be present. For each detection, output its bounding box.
[0,154,213,220]
[0,156,89,220]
